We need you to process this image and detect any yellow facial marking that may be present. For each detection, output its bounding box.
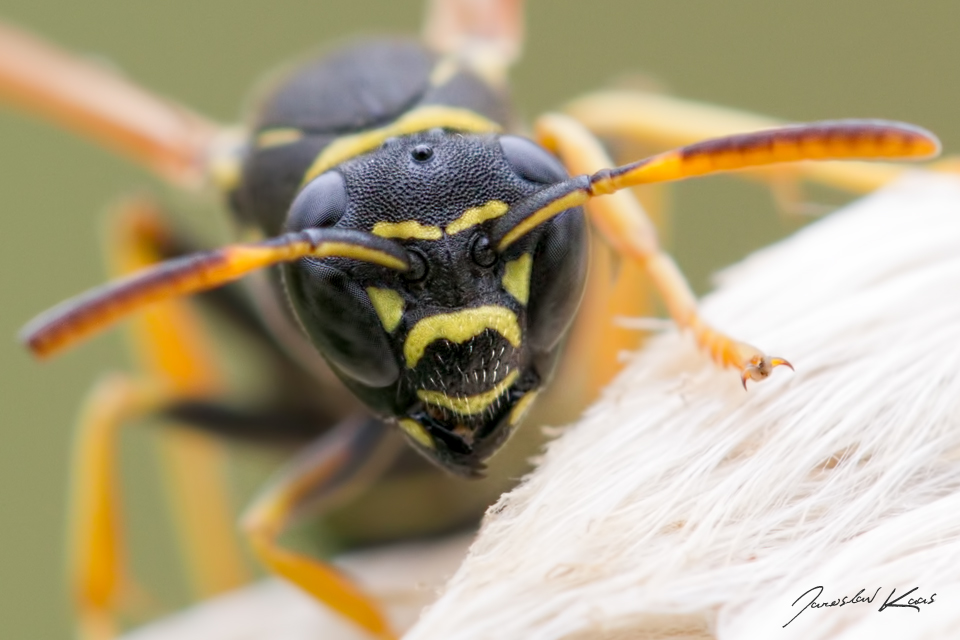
[372,220,443,241]
[255,128,304,149]
[371,200,510,243]
[498,190,590,251]
[398,418,435,449]
[366,287,404,333]
[502,253,533,305]
[404,306,521,369]
[302,105,502,185]
[417,370,520,416]
[445,200,509,235]
[508,389,540,426]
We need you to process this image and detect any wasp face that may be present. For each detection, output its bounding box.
[284,131,587,476]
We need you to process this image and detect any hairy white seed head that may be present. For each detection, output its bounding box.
[124,174,960,640]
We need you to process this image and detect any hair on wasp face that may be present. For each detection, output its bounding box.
[281,129,588,476]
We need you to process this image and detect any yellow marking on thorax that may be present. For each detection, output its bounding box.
[366,287,404,333]
[502,253,532,305]
[404,306,521,369]
[209,155,242,194]
[302,105,503,185]
[445,200,509,235]
[429,56,460,87]
[417,370,519,416]
[398,418,435,449]
[508,389,539,425]
[255,128,304,149]
[372,220,443,241]
[208,126,245,194]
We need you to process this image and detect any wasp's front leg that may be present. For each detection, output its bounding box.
[66,198,249,640]
[535,113,793,387]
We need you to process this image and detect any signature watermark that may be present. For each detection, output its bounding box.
[784,586,936,627]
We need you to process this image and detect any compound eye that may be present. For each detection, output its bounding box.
[286,171,348,231]
[499,135,569,185]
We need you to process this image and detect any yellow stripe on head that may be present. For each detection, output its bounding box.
[398,418,435,449]
[372,220,443,241]
[302,105,503,185]
[366,287,404,333]
[445,200,509,235]
[508,389,539,425]
[502,253,532,305]
[404,305,521,369]
[417,370,519,416]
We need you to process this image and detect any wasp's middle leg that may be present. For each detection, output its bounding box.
[241,415,405,640]
[69,197,254,639]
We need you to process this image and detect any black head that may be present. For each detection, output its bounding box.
[283,130,587,476]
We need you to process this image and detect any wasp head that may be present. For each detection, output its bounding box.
[283,131,587,476]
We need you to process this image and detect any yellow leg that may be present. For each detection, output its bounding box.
[70,375,165,640]
[536,135,672,420]
[422,0,524,83]
[67,199,249,639]
[242,416,403,640]
[0,21,226,189]
[107,199,250,600]
[542,202,656,418]
[535,113,792,386]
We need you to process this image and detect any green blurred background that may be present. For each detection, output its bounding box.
[2,1,959,637]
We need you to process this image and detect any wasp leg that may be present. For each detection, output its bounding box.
[538,150,672,419]
[0,21,235,190]
[535,113,792,386]
[66,198,252,639]
[70,374,163,640]
[534,195,661,423]
[563,89,923,196]
[70,376,257,640]
[242,416,404,640]
[70,377,250,640]
[108,198,252,595]
[422,0,524,84]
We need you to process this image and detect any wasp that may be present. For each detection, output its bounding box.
[0,0,940,638]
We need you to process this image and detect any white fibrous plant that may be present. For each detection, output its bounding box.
[126,174,960,640]
[407,173,960,640]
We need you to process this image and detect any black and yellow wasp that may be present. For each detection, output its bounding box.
[0,0,940,638]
